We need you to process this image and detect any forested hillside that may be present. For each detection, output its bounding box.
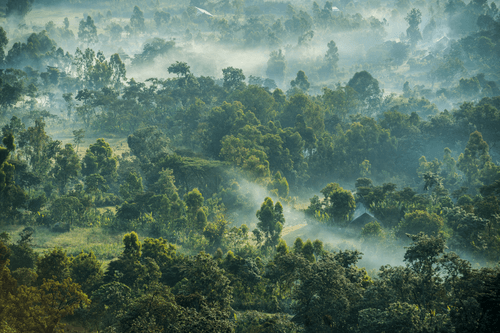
[1,0,499,331]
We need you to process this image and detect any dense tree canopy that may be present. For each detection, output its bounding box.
[1,0,500,331]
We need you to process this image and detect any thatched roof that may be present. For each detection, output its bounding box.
[349,213,376,228]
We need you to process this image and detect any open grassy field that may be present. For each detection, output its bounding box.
[3,225,130,266]
[48,127,130,158]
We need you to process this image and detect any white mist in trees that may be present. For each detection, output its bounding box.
[6,0,34,17]
[347,71,382,110]
[266,49,287,86]
[168,61,191,78]
[298,30,314,46]
[154,10,171,28]
[325,40,339,68]
[130,6,145,33]
[78,16,98,46]
[290,70,310,93]
[268,171,289,198]
[110,53,127,89]
[64,18,70,30]
[132,38,175,67]
[184,188,208,233]
[0,27,8,67]
[405,8,422,46]
[106,22,123,41]
[390,42,410,67]
[73,49,125,90]
[422,17,437,40]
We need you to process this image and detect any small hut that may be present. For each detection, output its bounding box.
[349,212,377,229]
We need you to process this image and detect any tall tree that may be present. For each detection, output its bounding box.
[0,27,8,66]
[6,0,34,17]
[78,16,98,45]
[222,67,245,91]
[290,70,310,93]
[320,183,356,225]
[457,131,491,188]
[325,40,339,68]
[266,49,287,84]
[18,119,60,177]
[347,71,382,109]
[168,61,191,77]
[51,143,81,194]
[130,6,145,32]
[82,138,118,183]
[256,197,285,249]
[0,134,26,223]
[109,53,127,88]
[405,8,422,46]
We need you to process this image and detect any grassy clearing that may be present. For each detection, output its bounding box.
[52,132,130,159]
[97,206,117,214]
[2,225,128,264]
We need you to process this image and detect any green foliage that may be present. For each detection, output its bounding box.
[0,134,26,223]
[320,183,356,225]
[176,252,233,312]
[132,38,175,66]
[256,197,285,249]
[268,171,289,198]
[396,210,444,239]
[358,302,428,333]
[7,229,37,272]
[127,126,169,163]
[347,71,382,109]
[290,70,310,93]
[50,196,84,226]
[51,143,81,194]
[222,67,245,91]
[2,277,89,333]
[2,1,500,330]
[457,131,491,188]
[119,171,144,202]
[82,138,118,182]
[168,61,191,78]
[104,231,149,288]
[234,311,303,332]
[36,247,71,284]
[292,251,366,332]
[361,221,384,241]
[19,118,60,178]
[70,250,103,294]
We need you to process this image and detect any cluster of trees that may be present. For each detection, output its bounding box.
[2,228,499,332]
[1,0,500,331]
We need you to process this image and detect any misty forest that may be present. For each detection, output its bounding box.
[1,0,500,331]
